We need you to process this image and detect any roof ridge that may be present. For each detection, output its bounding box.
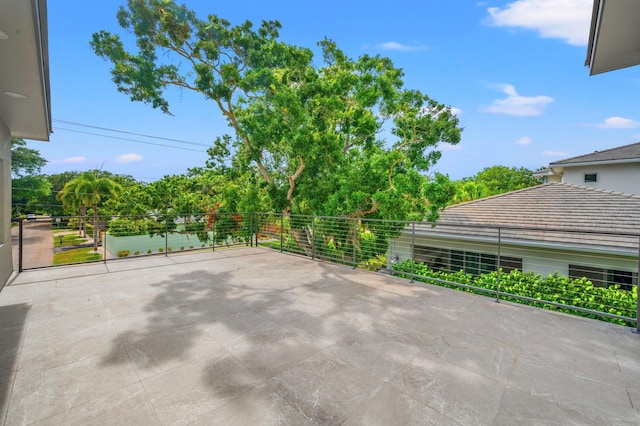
[550,141,640,164]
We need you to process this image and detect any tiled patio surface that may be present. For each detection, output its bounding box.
[0,247,639,425]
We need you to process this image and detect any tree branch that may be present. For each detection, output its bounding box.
[287,156,306,201]
[347,198,380,218]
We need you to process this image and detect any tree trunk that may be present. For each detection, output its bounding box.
[291,227,313,256]
[79,205,87,237]
[93,204,99,251]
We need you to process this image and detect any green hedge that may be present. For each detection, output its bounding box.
[392,259,637,327]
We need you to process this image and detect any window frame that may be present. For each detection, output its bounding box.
[583,172,598,183]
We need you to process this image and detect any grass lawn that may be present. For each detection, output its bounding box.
[53,234,88,248]
[53,248,102,265]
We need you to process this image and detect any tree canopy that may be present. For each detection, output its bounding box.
[91,0,462,221]
[473,165,538,196]
[11,138,51,215]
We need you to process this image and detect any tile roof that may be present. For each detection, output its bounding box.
[550,142,640,165]
[416,183,640,252]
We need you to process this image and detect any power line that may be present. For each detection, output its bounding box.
[53,119,212,147]
[53,127,208,153]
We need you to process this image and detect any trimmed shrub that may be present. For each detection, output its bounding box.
[117,250,131,258]
[392,259,637,327]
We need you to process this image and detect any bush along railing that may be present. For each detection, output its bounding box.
[392,259,637,327]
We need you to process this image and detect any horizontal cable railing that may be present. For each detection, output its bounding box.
[14,212,639,328]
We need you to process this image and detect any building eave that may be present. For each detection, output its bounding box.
[0,0,51,141]
[585,0,640,76]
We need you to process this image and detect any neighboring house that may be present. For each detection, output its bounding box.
[534,142,640,195]
[389,183,639,289]
[0,0,51,288]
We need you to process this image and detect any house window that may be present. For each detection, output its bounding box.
[499,256,523,274]
[415,246,522,276]
[414,246,449,272]
[584,173,598,183]
[608,270,634,291]
[569,264,606,287]
[569,264,635,290]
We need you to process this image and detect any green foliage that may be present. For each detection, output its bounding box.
[474,165,538,195]
[10,138,47,177]
[91,1,462,221]
[392,260,637,327]
[108,217,150,236]
[117,250,131,257]
[358,255,387,271]
[11,138,51,215]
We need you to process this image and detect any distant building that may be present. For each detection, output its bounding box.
[534,142,640,195]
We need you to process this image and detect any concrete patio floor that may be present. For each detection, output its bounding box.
[0,247,639,425]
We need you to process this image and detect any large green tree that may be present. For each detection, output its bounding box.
[10,138,51,215]
[57,172,122,250]
[473,165,538,197]
[91,0,461,224]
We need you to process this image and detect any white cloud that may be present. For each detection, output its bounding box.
[543,150,569,157]
[450,107,463,116]
[116,153,143,163]
[377,42,426,51]
[484,84,553,116]
[595,116,639,129]
[516,136,532,145]
[486,0,592,46]
[61,156,86,164]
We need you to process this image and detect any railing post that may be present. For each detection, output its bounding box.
[496,227,501,303]
[352,219,357,269]
[18,218,23,273]
[103,225,107,263]
[410,222,415,282]
[280,214,284,253]
[636,235,640,333]
[164,218,168,257]
[311,217,315,260]
[248,213,252,247]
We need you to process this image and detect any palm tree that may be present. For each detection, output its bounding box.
[56,178,87,236]
[57,172,122,250]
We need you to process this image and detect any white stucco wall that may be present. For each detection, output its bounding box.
[562,163,640,195]
[388,233,637,280]
[0,116,12,289]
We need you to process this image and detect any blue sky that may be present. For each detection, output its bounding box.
[30,0,640,181]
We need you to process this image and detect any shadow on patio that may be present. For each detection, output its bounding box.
[1,247,639,425]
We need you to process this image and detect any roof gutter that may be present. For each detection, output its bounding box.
[549,157,640,168]
[32,0,52,137]
[585,0,604,74]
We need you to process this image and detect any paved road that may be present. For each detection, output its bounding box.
[11,219,54,270]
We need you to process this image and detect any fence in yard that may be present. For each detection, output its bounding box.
[14,212,640,329]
